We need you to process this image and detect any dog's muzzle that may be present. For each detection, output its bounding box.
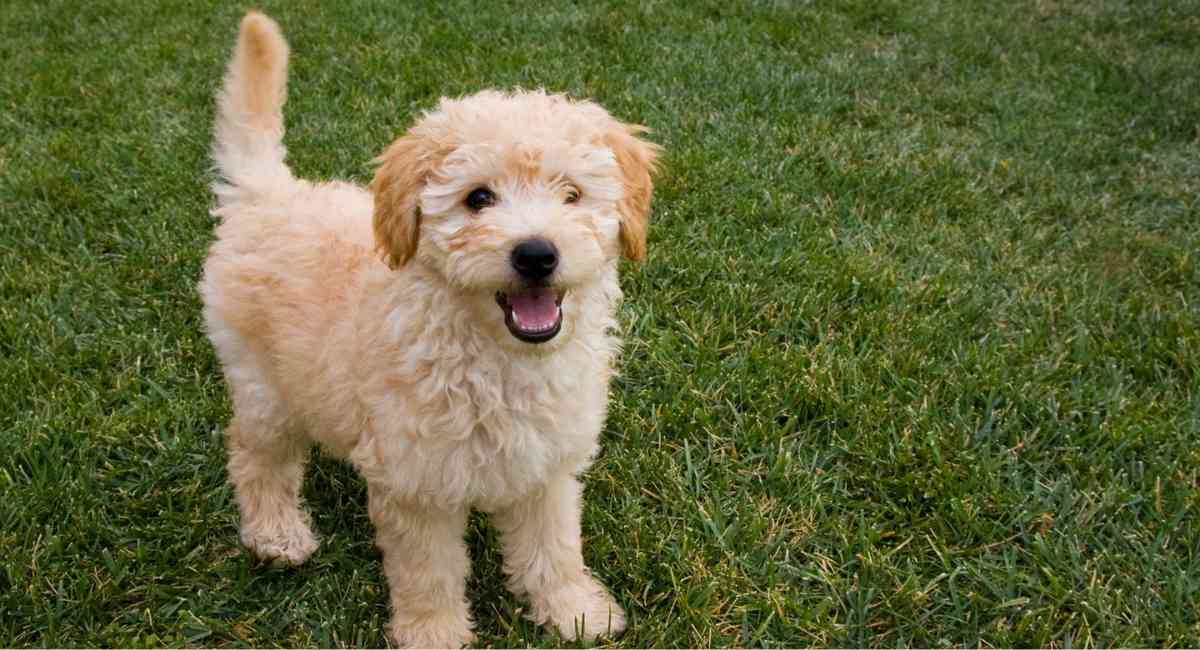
[496,238,564,343]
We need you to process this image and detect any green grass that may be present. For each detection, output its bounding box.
[2,0,1198,646]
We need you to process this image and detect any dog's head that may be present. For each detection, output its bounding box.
[370,90,659,348]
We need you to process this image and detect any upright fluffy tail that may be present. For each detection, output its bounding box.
[212,12,293,208]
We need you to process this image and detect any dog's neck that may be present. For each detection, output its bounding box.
[361,260,622,367]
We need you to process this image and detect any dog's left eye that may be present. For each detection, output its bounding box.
[466,188,496,212]
[564,187,580,204]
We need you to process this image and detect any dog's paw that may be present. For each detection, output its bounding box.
[239,516,318,566]
[529,574,627,641]
[387,614,476,649]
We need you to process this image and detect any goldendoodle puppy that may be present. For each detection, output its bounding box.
[199,11,659,649]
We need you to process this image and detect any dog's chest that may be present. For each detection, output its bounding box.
[354,344,611,510]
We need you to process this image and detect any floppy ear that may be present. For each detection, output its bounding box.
[370,134,436,269]
[603,124,661,262]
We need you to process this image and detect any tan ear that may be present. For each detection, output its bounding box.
[369,134,435,269]
[603,124,661,262]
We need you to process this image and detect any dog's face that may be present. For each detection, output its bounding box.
[371,90,658,349]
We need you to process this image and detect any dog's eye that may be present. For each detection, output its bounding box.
[564,187,580,204]
[465,188,496,212]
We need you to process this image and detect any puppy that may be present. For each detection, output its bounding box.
[199,11,659,648]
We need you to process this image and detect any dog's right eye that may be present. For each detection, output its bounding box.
[465,188,496,212]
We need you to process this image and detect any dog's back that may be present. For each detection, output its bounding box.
[200,13,377,455]
[203,12,375,351]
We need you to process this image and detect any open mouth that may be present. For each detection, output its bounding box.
[495,286,564,344]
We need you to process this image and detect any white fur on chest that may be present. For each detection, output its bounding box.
[349,280,619,511]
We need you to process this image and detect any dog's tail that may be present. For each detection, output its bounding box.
[212,12,294,209]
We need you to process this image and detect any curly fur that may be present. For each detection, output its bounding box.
[199,12,659,648]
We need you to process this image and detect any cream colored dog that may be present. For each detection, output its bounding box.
[199,11,658,649]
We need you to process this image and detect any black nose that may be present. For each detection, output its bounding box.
[511,238,558,280]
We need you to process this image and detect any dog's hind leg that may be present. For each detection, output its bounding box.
[223,362,318,566]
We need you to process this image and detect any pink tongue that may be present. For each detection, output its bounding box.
[509,287,559,332]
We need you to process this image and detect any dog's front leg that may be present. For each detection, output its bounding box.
[368,487,474,649]
[493,472,626,641]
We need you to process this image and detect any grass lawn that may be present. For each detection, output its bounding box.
[2,0,1198,646]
